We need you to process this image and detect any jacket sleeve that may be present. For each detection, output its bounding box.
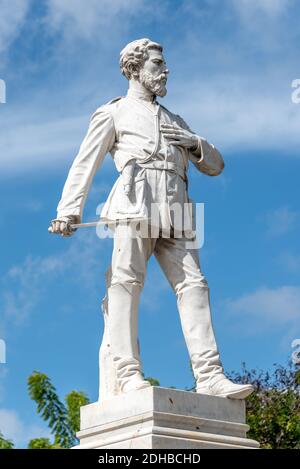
[56,107,115,220]
[176,115,224,177]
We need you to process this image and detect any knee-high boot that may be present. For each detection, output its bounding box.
[177,286,253,399]
[105,282,151,394]
[177,286,223,387]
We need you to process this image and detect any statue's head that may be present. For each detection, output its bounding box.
[120,38,169,97]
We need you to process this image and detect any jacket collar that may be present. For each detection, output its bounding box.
[127,87,157,103]
[126,89,160,115]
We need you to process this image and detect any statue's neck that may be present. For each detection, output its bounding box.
[127,80,156,103]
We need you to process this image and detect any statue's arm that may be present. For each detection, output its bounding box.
[56,107,115,221]
[189,136,225,177]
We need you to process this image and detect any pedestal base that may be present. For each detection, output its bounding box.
[75,386,259,449]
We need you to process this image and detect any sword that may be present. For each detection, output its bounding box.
[48,217,149,233]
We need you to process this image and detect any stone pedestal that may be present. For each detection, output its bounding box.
[74,386,259,449]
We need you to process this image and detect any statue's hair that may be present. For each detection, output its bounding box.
[120,38,163,80]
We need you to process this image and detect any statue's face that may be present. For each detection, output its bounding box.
[139,48,169,97]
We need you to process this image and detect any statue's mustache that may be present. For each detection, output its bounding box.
[154,73,168,84]
[142,71,168,85]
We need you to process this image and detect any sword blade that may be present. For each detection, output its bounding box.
[70,217,149,229]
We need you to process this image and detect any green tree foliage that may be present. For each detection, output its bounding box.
[229,362,300,449]
[27,371,89,449]
[28,438,57,449]
[65,390,90,436]
[145,377,160,386]
[0,431,14,449]
[2,364,299,449]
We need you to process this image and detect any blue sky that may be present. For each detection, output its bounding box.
[0,0,299,448]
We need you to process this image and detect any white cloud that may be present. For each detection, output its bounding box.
[0,409,23,441]
[2,255,63,325]
[2,70,300,177]
[21,199,44,213]
[278,324,300,355]
[45,0,145,39]
[264,206,299,237]
[0,408,51,448]
[169,72,300,154]
[225,285,300,325]
[231,0,291,19]
[0,0,30,54]
[0,230,107,328]
[1,0,300,178]
[0,368,8,403]
[277,251,300,273]
[0,409,23,444]
[0,113,88,173]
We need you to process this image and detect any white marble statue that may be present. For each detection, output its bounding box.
[50,38,254,401]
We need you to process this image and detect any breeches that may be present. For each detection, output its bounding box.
[109,225,208,296]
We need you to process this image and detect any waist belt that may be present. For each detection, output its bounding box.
[137,160,186,181]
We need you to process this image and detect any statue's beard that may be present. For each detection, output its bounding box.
[139,70,167,97]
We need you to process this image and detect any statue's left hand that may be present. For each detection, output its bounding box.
[160,122,198,150]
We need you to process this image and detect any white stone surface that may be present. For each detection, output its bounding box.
[51,38,254,406]
[74,387,259,449]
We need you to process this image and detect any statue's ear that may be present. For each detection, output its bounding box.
[127,63,140,80]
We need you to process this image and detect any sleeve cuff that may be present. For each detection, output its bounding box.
[190,136,205,161]
[56,212,81,222]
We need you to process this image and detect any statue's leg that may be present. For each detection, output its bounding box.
[154,237,253,399]
[99,266,119,401]
[101,224,155,396]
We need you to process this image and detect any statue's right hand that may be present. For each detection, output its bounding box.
[48,215,79,237]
